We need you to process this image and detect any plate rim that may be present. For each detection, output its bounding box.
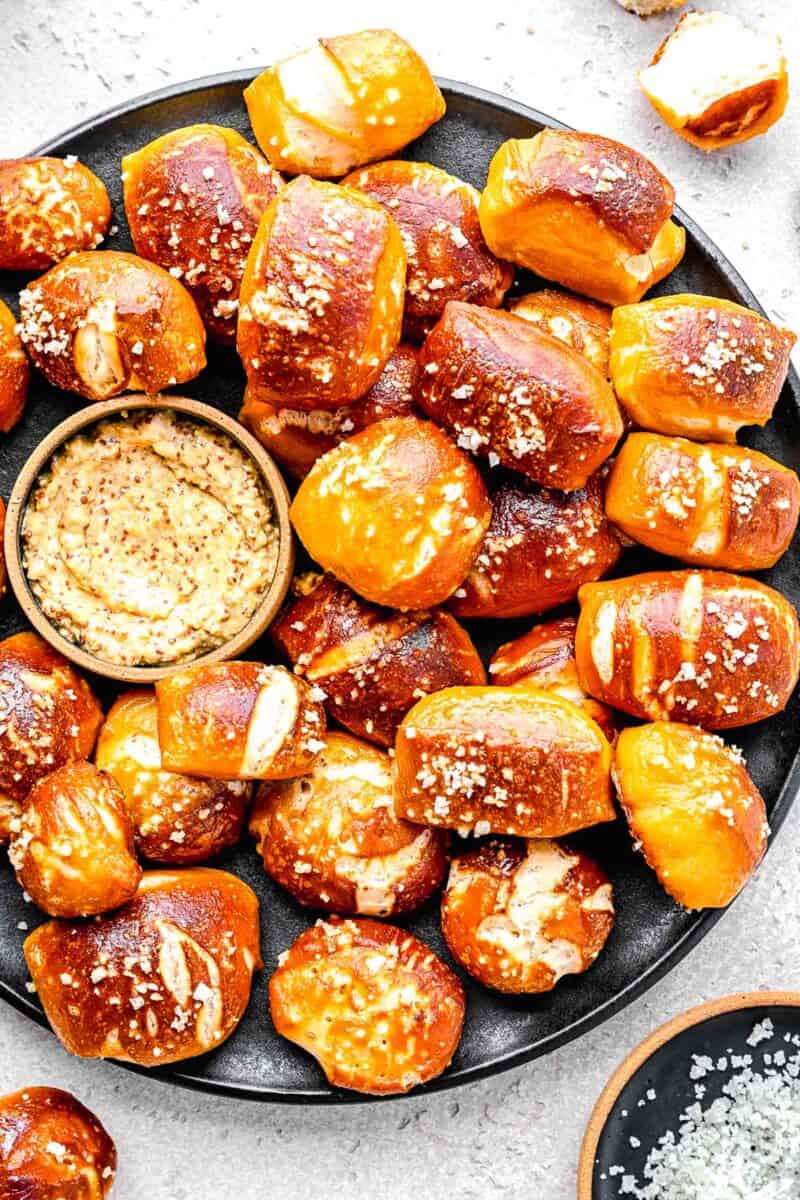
[2,68,797,1105]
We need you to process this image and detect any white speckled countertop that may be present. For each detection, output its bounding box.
[1,1,799,1196]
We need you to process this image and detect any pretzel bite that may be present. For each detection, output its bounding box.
[610,296,795,442]
[508,289,612,376]
[489,617,617,742]
[239,342,418,480]
[639,11,788,152]
[449,470,622,620]
[95,690,251,864]
[155,662,326,780]
[343,160,513,341]
[8,762,141,918]
[614,722,768,908]
[394,686,614,838]
[24,868,261,1066]
[417,303,623,489]
[269,917,464,1094]
[0,156,111,271]
[250,732,446,915]
[0,297,30,433]
[237,175,405,410]
[441,838,614,993]
[576,570,800,728]
[17,251,206,401]
[479,130,685,307]
[0,1086,116,1198]
[122,124,284,342]
[606,433,800,570]
[0,633,103,844]
[290,415,491,608]
[244,29,445,178]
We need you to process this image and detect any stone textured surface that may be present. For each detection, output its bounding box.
[1,1,798,1197]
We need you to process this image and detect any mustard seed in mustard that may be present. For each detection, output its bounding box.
[22,409,279,666]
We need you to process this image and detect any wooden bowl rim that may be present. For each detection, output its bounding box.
[4,393,295,682]
[577,988,800,1199]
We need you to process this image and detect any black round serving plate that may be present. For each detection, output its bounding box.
[1,72,799,1104]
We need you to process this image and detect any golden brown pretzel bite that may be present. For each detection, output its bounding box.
[0,156,111,270]
[250,732,447,915]
[609,295,795,442]
[290,415,491,609]
[441,838,614,993]
[269,917,464,1094]
[95,690,251,864]
[614,722,768,908]
[244,29,445,178]
[18,251,206,400]
[0,298,30,434]
[394,686,615,838]
[479,130,685,306]
[24,868,261,1066]
[508,289,612,375]
[0,1086,116,1199]
[237,175,406,410]
[343,160,513,341]
[605,433,800,570]
[123,124,284,342]
[416,303,623,489]
[576,570,800,728]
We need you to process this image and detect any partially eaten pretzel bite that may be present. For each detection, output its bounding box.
[17,250,206,400]
[0,297,30,434]
[609,295,795,442]
[576,570,800,728]
[441,838,614,994]
[269,917,465,1094]
[508,289,612,376]
[244,29,445,178]
[24,869,262,1066]
[479,130,685,306]
[614,722,769,908]
[271,573,485,746]
[639,11,789,152]
[417,303,623,489]
[605,433,800,570]
[155,662,326,780]
[394,686,615,838]
[0,156,111,270]
[0,1087,116,1198]
[250,732,447,915]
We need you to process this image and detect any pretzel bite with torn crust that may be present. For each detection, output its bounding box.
[290,415,491,609]
[343,160,513,341]
[0,633,103,844]
[155,662,326,780]
[394,686,614,838]
[614,722,768,908]
[239,342,419,480]
[479,130,685,307]
[9,762,141,918]
[0,1087,116,1199]
[609,296,795,442]
[576,570,800,729]
[489,618,617,742]
[244,29,445,179]
[269,917,464,1094]
[449,471,622,620]
[606,433,800,570]
[18,251,206,401]
[123,124,284,342]
[508,289,612,375]
[237,175,405,410]
[442,839,614,994]
[639,11,788,152]
[271,573,485,746]
[96,690,251,864]
[250,732,447,915]
[417,303,623,490]
[0,156,111,270]
[0,298,30,434]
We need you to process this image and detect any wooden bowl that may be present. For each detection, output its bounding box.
[4,394,294,683]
